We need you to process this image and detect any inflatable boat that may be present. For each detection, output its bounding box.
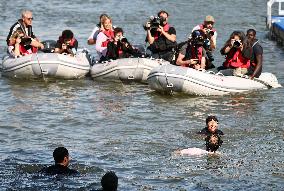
[147,64,282,96]
[90,57,169,83]
[1,50,91,79]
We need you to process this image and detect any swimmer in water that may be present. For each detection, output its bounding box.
[39,147,79,175]
[197,115,224,135]
[174,134,223,156]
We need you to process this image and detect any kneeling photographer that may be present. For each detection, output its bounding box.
[105,27,142,61]
[175,30,206,70]
[145,10,177,62]
[219,31,252,76]
[54,30,78,56]
[192,15,217,69]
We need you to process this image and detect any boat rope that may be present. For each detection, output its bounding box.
[164,64,173,93]
[35,51,46,79]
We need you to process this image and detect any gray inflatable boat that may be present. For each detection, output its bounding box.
[90,57,169,83]
[1,51,91,79]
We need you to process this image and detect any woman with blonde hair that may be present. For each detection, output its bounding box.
[95,15,114,61]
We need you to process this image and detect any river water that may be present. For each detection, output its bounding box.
[0,0,284,190]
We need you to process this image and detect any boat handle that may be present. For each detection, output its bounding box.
[167,83,173,88]
[128,75,135,80]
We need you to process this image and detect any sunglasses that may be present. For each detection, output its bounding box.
[26,17,33,21]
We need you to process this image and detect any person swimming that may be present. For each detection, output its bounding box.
[197,115,224,135]
[174,134,223,156]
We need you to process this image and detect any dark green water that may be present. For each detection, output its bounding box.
[0,0,283,190]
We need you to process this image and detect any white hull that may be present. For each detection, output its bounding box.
[1,52,90,79]
[147,64,281,96]
[90,58,169,83]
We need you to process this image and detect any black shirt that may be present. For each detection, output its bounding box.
[197,128,224,136]
[39,164,79,175]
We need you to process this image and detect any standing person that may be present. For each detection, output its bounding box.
[6,10,43,50]
[95,15,114,61]
[192,15,217,69]
[87,14,109,45]
[39,147,79,175]
[246,29,263,79]
[54,29,78,56]
[219,31,252,76]
[145,10,177,61]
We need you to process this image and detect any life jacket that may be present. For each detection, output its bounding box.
[153,23,170,40]
[181,44,203,67]
[223,49,250,69]
[101,30,114,47]
[58,36,76,47]
[19,45,37,56]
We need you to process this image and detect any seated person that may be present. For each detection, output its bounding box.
[87,13,110,45]
[7,29,41,57]
[105,27,142,60]
[6,10,44,51]
[175,30,206,69]
[219,31,252,76]
[54,30,78,56]
[39,147,79,175]
[95,16,114,61]
[198,115,224,135]
[95,171,118,191]
[174,134,223,156]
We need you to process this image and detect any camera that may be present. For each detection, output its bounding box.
[119,36,128,43]
[233,39,242,48]
[143,16,165,30]
[206,29,215,36]
[20,37,32,46]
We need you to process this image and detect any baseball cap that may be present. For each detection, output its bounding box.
[205,15,215,23]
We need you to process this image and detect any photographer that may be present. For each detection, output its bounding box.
[105,27,141,60]
[219,31,252,76]
[192,15,217,69]
[145,10,177,61]
[8,29,40,57]
[6,10,44,50]
[176,30,206,70]
[54,30,78,56]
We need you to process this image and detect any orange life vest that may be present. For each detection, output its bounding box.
[223,49,250,69]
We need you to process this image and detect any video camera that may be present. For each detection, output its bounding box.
[143,16,166,30]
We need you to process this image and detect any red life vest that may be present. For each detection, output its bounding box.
[101,30,114,47]
[181,45,203,67]
[153,23,170,40]
[19,45,37,55]
[58,36,76,47]
[223,49,250,69]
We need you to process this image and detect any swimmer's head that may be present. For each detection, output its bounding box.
[205,134,223,152]
[206,115,219,133]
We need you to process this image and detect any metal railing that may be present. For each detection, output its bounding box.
[267,0,284,28]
